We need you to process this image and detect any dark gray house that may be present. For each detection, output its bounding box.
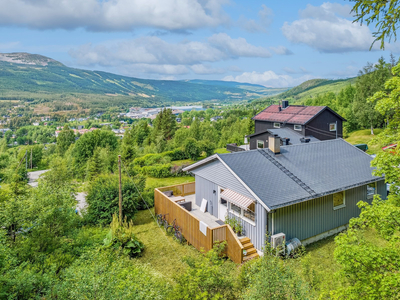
[247,101,346,150]
[183,137,386,252]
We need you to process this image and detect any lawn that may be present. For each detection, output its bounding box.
[132,208,201,278]
[345,128,383,154]
[145,176,195,190]
[214,148,230,154]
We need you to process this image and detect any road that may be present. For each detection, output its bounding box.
[27,170,87,213]
[27,170,49,187]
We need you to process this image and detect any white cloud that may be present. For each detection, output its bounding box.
[190,64,225,74]
[208,33,272,57]
[270,46,293,55]
[282,2,376,53]
[223,71,314,88]
[0,0,229,31]
[238,4,273,33]
[69,34,273,75]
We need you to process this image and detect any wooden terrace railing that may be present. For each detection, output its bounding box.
[155,182,244,264]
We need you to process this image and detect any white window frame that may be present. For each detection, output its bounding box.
[273,122,280,128]
[294,125,302,131]
[257,140,264,149]
[329,123,337,131]
[333,191,346,210]
[228,202,256,226]
[367,182,377,200]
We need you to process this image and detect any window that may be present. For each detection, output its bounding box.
[231,203,241,215]
[333,191,345,209]
[221,198,227,207]
[243,202,255,222]
[229,202,256,224]
[329,123,337,131]
[274,123,280,128]
[367,182,377,200]
[294,125,302,131]
[257,140,264,149]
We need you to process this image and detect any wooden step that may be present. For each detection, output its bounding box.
[244,248,257,256]
[239,237,250,245]
[243,252,259,262]
[242,242,254,250]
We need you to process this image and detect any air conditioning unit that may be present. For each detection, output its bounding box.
[271,233,286,255]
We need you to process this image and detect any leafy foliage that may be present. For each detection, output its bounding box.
[85,174,146,225]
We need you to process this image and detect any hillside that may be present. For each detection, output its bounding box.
[0,52,284,108]
[251,77,356,107]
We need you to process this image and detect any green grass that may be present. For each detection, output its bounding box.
[145,176,195,190]
[132,208,201,278]
[345,128,383,154]
[171,159,195,166]
[214,148,230,154]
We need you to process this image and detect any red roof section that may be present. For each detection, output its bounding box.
[253,105,325,125]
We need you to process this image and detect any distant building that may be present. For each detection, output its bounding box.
[32,122,40,126]
[210,116,223,122]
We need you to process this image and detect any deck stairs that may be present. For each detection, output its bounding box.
[240,237,259,262]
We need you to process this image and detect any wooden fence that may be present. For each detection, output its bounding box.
[155,182,243,264]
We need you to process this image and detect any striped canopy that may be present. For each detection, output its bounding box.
[220,189,254,209]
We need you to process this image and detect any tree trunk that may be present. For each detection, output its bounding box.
[371,124,374,135]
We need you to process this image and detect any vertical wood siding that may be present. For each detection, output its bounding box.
[272,181,386,241]
[227,202,266,252]
[195,176,219,217]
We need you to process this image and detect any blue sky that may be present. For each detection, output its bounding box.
[0,0,397,87]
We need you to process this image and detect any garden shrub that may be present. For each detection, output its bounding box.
[141,164,171,178]
[85,174,146,225]
[103,214,144,258]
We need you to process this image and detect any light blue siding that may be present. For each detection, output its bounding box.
[191,160,255,200]
[195,175,219,217]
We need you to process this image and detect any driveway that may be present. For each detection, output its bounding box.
[27,170,49,187]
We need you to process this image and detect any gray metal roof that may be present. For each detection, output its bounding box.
[268,128,320,145]
[216,139,383,209]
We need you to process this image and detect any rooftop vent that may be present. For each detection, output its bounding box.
[281,137,290,145]
[300,137,310,143]
[269,135,281,154]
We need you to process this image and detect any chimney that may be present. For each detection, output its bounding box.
[282,100,289,109]
[278,106,281,112]
[269,135,280,154]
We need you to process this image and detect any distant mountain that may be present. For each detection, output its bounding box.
[251,77,356,106]
[0,52,286,106]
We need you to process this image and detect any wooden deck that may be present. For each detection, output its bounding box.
[155,182,244,264]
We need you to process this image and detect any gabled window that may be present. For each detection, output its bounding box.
[294,125,302,131]
[333,191,345,210]
[273,123,280,128]
[257,140,264,149]
[329,123,337,131]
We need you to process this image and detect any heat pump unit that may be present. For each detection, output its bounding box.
[271,233,286,255]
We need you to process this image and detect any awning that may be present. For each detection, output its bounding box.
[220,189,254,209]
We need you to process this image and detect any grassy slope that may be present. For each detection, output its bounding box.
[132,208,201,278]
[345,128,383,154]
[251,78,356,107]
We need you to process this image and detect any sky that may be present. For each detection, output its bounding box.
[0,0,397,88]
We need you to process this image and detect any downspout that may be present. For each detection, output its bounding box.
[271,211,275,236]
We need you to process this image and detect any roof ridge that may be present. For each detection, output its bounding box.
[257,149,317,196]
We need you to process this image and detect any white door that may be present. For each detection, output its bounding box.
[219,197,228,221]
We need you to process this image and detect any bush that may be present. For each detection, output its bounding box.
[141,164,171,178]
[103,214,144,258]
[240,255,310,299]
[85,174,146,225]
[52,249,170,299]
[183,138,201,160]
